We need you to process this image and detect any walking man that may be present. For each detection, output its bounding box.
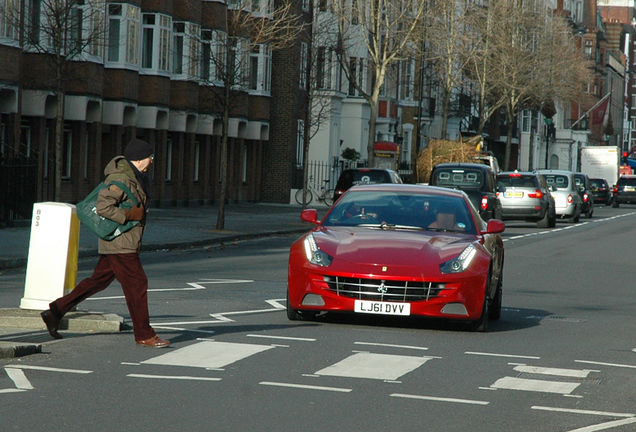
[40,139,170,348]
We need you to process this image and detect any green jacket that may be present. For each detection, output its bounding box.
[95,156,147,254]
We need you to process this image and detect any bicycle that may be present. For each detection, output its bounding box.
[295,177,335,206]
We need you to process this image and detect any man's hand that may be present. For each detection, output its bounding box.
[124,204,145,221]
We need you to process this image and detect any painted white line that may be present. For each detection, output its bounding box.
[246,334,316,341]
[391,393,489,406]
[575,359,636,369]
[259,381,352,393]
[315,353,433,381]
[86,280,255,300]
[491,376,579,394]
[565,418,636,432]
[465,351,540,360]
[514,365,597,378]
[121,362,141,366]
[127,374,222,382]
[5,365,92,374]
[5,368,33,390]
[151,326,216,334]
[150,320,225,326]
[532,406,635,418]
[0,389,26,394]
[354,342,429,351]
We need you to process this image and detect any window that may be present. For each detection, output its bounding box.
[0,0,19,42]
[242,144,248,182]
[522,110,531,133]
[299,42,308,90]
[319,0,328,11]
[249,44,271,93]
[402,58,414,101]
[142,13,171,72]
[584,40,592,60]
[194,141,200,182]
[172,21,202,78]
[26,0,41,46]
[296,119,305,168]
[173,22,184,74]
[301,0,309,12]
[107,3,141,67]
[316,47,326,89]
[62,129,72,179]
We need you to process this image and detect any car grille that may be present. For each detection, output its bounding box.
[323,276,447,302]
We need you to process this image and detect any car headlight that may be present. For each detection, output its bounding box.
[440,245,477,274]
[303,234,333,267]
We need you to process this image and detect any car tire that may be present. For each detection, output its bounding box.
[489,280,503,321]
[548,209,556,228]
[612,200,619,208]
[471,295,489,332]
[286,291,302,321]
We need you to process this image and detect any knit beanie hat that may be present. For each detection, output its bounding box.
[124,139,153,161]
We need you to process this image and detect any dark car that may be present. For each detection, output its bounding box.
[574,173,594,218]
[612,175,636,207]
[590,178,612,206]
[333,168,402,201]
[429,162,502,221]
[496,171,556,228]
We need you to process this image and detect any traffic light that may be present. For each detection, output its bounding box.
[622,152,629,165]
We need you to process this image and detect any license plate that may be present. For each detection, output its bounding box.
[625,186,635,192]
[505,192,523,197]
[354,300,411,316]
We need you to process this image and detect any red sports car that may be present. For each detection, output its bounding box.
[287,184,505,331]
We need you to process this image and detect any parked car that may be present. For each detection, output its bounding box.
[589,178,612,206]
[612,175,636,207]
[537,170,582,223]
[429,162,502,221]
[574,172,594,218]
[496,171,556,228]
[333,168,402,201]
[287,184,505,332]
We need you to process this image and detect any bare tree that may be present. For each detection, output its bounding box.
[3,0,106,201]
[331,0,426,167]
[198,0,304,229]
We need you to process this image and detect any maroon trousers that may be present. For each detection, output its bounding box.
[50,253,156,341]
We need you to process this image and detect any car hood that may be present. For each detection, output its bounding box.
[312,226,475,273]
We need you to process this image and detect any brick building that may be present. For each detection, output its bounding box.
[0,0,307,223]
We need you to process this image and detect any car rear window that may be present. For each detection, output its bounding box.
[497,175,538,189]
[432,168,484,189]
[590,179,606,188]
[336,170,392,190]
[618,177,636,186]
[543,174,569,189]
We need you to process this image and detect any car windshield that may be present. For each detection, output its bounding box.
[497,174,538,189]
[323,190,477,234]
[433,168,484,190]
[543,174,570,189]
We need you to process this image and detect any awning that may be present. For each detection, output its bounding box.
[374,141,398,152]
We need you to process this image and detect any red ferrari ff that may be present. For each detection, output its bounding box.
[287,184,505,331]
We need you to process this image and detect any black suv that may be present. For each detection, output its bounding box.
[589,178,612,206]
[612,175,636,207]
[574,173,594,218]
[333,168,402,201]
[429,162,502,221]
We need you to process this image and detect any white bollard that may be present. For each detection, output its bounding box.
[20,202,80,310]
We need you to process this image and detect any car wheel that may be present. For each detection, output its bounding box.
[548,210,556,228]
[286,291,302,321]
[471,294,489,332]
[612,200,619,208]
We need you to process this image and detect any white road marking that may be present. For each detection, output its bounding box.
[513,365,598,378]
[259,381,352,393]
[466,351,541,359]
[354,342,428,351]
[5,368,33,390]
[0,389,26,394]
[575,359,636,369]
[246,334,316,341]
[5,365,92,374]
[491,376,579,394]
[150,326,216,334]
[391,393,489,406]
[532,406,635,418]
[87,279,254,300]
[142,341,275,369]
[127,374,222,382]
[565,418,636,432]
[315,352,433,381]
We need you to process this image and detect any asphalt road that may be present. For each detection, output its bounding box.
[1,204,636,432]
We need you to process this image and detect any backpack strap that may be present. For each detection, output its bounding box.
[107,180,140,207]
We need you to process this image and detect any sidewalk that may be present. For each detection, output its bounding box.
[0,202,323,358]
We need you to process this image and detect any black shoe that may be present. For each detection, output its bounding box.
[40,310,63,339]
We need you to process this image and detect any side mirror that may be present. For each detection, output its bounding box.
[485,219,505,234]
[300,209,320,224]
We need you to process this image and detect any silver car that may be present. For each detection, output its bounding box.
[496,171,556,228]
[537,170,582,223]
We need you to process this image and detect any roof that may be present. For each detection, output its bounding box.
[348,183,468,199]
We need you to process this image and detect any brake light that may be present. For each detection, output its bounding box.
[527,190,543,199]
[583,192,589,202]
[481,196,488,210]
[509,173,521,177]
[567,194,573,204]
